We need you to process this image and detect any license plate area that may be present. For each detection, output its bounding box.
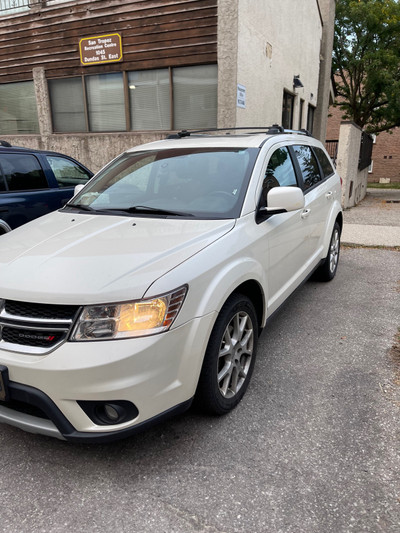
[0,365,9,402]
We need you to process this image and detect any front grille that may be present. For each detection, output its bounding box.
[2,327,65,348]
[0,299,81,355]
[4,300,78,321]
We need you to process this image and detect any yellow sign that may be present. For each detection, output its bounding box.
[79,33,123,66]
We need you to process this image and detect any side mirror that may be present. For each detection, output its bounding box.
[73,184,85,197]
[259,186,305,218]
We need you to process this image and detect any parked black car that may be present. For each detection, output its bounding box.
[0,141,93,234]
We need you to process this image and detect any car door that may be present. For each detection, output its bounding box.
[0,153,57,230]
[255,144,312,314]
[290,144,328,262]
[42,154,93,206]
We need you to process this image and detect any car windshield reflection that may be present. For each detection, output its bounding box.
[68,148,258,219]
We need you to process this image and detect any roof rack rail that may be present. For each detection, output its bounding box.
[166,125,311,139]
[0,140,11,147]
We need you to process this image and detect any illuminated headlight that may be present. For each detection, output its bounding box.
[71,286,187,341]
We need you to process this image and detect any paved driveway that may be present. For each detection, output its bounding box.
[0,247,399,533]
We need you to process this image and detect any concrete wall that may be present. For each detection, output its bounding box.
[336,121,368,208]
[217,0,323,129]
[313,0,336,141]
[0,132,167,173]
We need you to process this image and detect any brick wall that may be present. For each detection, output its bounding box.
[327,103,400,184]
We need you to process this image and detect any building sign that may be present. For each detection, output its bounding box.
[79,33,123,66]
[237,84,246,109]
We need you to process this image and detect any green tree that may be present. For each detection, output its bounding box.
[333,0,400,133]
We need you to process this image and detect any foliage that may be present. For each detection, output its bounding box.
[333,0,400,133]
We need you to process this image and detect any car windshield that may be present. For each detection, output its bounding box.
[67,147,258,219]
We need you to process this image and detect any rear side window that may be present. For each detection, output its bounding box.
[292,145,322,190]
[0,154,48,191]
[313,146,334,178]
[46,156,92,187]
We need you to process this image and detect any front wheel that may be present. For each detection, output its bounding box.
[195,294,258,415]
[315,221,341,281]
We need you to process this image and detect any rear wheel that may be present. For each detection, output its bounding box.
[195,294,258,415]
[315,221,341,281]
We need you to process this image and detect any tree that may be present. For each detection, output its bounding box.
[333,0,400,133]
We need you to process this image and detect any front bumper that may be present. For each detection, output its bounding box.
[0,313,215,441]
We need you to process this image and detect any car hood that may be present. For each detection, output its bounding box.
[0,211,235,304]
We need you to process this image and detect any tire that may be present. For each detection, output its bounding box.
[195,293,258,415]
[315,221,341,281]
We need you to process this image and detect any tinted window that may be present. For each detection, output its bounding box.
[264,147,297,194]
[0,154,47,191]
[293,145,322,190]
[46,156,92,187]
[313,146,334,178]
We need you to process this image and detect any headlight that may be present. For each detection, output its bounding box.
[71,286,187,341]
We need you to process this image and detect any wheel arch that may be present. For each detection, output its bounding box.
[230,280,265,333]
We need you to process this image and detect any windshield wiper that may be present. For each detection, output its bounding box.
[64,203,96,212]
[103,205,194,217]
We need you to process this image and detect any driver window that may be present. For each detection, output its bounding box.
[264,147,297,194]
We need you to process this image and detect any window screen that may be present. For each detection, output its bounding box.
[128,69,170,130]
[0,81,39,135]
[0,154,47,191]
[173,65,217,129]
[292,145,322,190]
[49,77,86,133]
[86,73,125,132]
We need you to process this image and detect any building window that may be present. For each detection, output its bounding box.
[307,104,315,134]
[128,69,170,131]
[0,81,39,135]
[86,73,125,132]
[282,91,294,129]
[48,77,86,133]
[173,65,217,129]
[298,99,304,130]
[48,65,217,134]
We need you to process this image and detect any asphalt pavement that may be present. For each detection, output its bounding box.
[342,188,400,247]
[0,191,399,533]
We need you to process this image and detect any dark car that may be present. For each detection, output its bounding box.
[0,141,93,234]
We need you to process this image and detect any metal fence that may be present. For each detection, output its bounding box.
[358,131,374,171]
[325,140,339,166]
[0,0,31,12]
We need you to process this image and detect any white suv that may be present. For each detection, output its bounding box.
[0,127,342,442]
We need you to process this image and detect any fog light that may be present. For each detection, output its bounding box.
[78,400,139,426]
[104,403,122,422]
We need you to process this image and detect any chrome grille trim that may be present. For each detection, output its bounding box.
[0,299,81,355]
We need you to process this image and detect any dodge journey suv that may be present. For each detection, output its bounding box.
[0,127,342,442]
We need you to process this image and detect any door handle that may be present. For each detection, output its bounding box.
[0,208,8,213]
[301,209,311,219]
[325,191,333,199]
